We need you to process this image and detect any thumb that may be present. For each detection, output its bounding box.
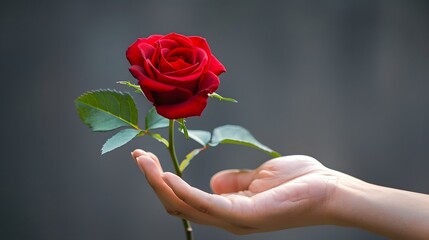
[210,169,255,194]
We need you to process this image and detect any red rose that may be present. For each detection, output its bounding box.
[126,33,226,119]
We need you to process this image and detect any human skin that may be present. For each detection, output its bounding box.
[131,149,429,239]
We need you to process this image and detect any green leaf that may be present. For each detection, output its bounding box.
[148,133,169,147]
[101,128,141,154]
[145,107,169,130]
[186,130,211,146]
[117,81,143,93]
[179,147,207,172]
[75,89,139,131]
[210,125,281,157]
[209,92,238,103]
[177,119,189,139]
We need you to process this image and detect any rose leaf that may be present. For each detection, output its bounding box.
[101,128,142,154]
[74,89,139,131]
[209,125,281,158]
[145,107,169,130]
[181,129,212,146]
[148,133,169,147]
[179,147,207,172]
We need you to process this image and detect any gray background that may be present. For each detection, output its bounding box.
[2,0,429,239]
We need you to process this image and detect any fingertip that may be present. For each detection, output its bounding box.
[135,155,149,173]
[210,170,230,194]
[162,172,180,187]
[136,154,162,177]
[210,169,254,194]
[209,171,222,192]
[132,149,147,159]
[147,152,162,168]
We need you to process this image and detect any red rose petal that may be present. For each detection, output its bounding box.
[142,59,157,79]
[164,33,193,48]
[155,94,209,119]
[190,37,212,73]
[159,47,195,73]
[189,36,211,55]
[129,65,175,92]
[166,47,196,64]
[151,42,162,67]
[164,63,199,77]
[148,66,200,92]
[209,54,226,75]
[126,39,145,65]
[161,48,170,57]
[140,87,154,103]
[152,87,193,105]
[198,71,220,94]
[127,35,163,65]
[159,38,180,50]
[169,58,192,70]
[189,36,225,75]
[159,52,177,73]
[148,59,204,84]
[194,48,209,67]
[138,42,156,59]
[144,35,164,45]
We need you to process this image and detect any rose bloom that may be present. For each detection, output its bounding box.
[126,33,226,119]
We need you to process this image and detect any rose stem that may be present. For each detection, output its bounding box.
[168,119,193,240]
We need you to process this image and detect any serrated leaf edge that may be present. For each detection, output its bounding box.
[101,128,142,154]
[75,89,140,130]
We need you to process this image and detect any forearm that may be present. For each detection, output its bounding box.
[329,172,429,239]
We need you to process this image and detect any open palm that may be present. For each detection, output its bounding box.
[133,150,337,234]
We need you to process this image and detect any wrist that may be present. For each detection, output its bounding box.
[325,171,429,239]
[325,171,375,228]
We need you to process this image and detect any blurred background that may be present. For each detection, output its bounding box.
[2,0,429,239]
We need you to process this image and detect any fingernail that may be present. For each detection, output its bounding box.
[131,152,138,165]
[136,155,150,163]
[135,156,148,173]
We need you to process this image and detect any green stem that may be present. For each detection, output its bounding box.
[168,120,182,178]
[168,120,193,240]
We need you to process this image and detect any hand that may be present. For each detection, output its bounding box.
[132,149,338,234]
